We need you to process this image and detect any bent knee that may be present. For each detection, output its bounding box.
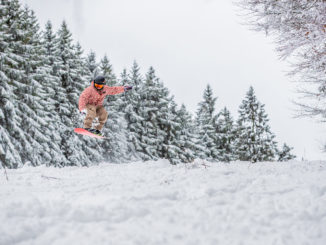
[99,112,108,121]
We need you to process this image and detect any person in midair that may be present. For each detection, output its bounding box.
[78,75,132,136]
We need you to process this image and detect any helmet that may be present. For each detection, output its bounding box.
[94,75,106,85]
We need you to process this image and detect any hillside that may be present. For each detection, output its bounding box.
[1,160,326,245]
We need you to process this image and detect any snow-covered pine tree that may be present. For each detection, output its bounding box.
[137,66,169,161]
[235,86,278,162]
[119,68,129,112]
[99,55,128,163]
[73,42,91,128]
[195,85,220,161]
[175,104,197,163]
[277,143,296,162]
[41,20,68,166]
[17,7,62,166]
[85,50,100,81]
[160,99,183,164]
[100,55,116,86]
[0,0,23,168]
[116,68,137,161]
[216,107,236,162]
[55,21,96,166]
[120,68,128,86]
[0,81,21,168]
[128,61,143,92]
[123,61,145,160]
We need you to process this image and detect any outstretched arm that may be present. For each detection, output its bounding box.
[104,86,132,95]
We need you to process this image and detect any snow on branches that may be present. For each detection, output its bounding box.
[237,0,326,120]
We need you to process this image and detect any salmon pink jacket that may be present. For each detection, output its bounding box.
[78,81,125,111]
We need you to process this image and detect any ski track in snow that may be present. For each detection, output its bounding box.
[1,160,326,245]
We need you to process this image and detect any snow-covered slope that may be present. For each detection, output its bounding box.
[1,160,326,245]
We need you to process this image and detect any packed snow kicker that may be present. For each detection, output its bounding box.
[1,160,326,245]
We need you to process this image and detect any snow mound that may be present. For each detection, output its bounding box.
[1,160,326,245]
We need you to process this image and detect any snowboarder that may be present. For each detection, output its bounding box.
[78,75,132,136]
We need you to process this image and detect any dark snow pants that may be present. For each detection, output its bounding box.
[84,104,108,130]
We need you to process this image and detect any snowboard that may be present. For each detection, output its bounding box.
[74,128,106,139]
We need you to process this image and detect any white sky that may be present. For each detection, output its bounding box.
[21,0,326,160]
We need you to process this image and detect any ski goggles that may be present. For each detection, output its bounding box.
[94,83,104,89]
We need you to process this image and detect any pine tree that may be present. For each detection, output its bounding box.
[123,61,144,160]
[41,20,68,166]
[119,68,129,112]
[128,61,143,91]
[55,21,97,166]
[0,0,22,168]
[216,107,236,162]
[18,7,60,166]
[277,143,296,162]
[100,55,116,86]
[137,67,168,160]
[195,85,220,161]
[235,86,278,162]
[85,50,100,81]
[137,68,160,161]
[160,99,182,164]
[120,68,129,86]
[176,104,197,163]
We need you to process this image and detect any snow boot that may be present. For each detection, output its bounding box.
[85,128,103,136]
[94,129,103,136]
[85,128,96,134]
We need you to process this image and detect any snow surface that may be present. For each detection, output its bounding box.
[1,160,326,245]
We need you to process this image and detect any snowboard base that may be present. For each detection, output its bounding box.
[74,128,106,139]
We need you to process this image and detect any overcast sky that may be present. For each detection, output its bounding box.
[21,0,326,160]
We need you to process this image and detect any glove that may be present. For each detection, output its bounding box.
[124,86,133,91]
[80,109,87,116]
